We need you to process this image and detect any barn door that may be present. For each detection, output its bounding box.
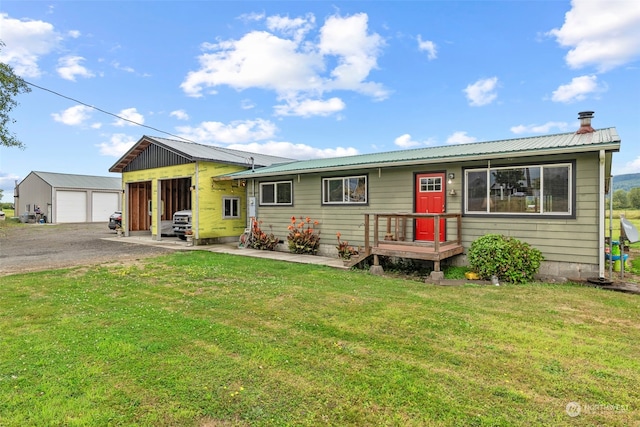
[415,173,445,242]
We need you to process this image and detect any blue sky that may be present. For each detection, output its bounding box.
[1,0,639,201]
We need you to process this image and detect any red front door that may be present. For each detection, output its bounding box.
[415,173,445,242]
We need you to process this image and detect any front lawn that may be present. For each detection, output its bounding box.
[1,252,638,426]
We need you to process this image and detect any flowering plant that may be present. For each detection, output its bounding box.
[287,216,321,254]
[250,219,279,251]
[336,232,358,260]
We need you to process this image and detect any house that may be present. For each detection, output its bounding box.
[14,171,122,223]
[221,112,620,280]
[108,136,292,242]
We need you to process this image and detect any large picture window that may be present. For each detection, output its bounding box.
[322,175,368,205]
[465,163,572,215]
[223,197,240,218]
[259,181,292,206]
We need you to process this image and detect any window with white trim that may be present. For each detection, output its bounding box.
[259,181,292,206]
[419,177,442,192]
[465,163,572,215]
[322,175,368,204]
[223,197,240,218]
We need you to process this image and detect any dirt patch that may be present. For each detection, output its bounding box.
[0,222,175,276]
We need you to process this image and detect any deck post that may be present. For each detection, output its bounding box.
[434,215,440,252]
[370,254,384,275]
[364,214,370,256]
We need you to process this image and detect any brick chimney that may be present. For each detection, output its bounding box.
[576,111,595,134]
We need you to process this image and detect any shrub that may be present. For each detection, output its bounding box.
[336,232,358,260]
[468,234,543,284]
[250,220,279,251]
[287,216,320,254]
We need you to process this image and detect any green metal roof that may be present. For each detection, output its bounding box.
[30,171,122,190]
[225,128,620,179]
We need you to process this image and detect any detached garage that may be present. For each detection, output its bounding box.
[14,171,122,224]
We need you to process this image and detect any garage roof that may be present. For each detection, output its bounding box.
[109,135,294,173]
[29,171,122,190]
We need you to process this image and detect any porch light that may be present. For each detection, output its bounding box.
[447,173,455,184]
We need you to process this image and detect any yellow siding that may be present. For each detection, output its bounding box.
[195,162,247,239]
[123,162,247,239]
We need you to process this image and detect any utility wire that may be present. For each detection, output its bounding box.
[24,79,195,143]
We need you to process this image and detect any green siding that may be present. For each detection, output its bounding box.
[249,153,602,265]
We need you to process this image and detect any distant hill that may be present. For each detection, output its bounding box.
[612,173,640,191]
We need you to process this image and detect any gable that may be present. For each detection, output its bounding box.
[122,141,192,173]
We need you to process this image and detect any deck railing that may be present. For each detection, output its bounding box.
[363,212,462,257]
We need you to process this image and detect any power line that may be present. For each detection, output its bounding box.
[24,79,195,143]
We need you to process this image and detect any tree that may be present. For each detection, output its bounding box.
[628,187,640,209]
[612,189,629,209]
[0,41,31,149]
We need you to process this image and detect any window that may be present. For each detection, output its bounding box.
[465,163,572,215]
[419,177,442,192]
[223,197,240,218]
[259,181,292,205]
[322,175,368,204]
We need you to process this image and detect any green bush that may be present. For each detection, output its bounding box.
[468,234,543,284]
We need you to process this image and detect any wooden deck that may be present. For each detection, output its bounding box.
[347,212,464,272]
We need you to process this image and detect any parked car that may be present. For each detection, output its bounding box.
[108,211,122,230]
[172,210,192,240]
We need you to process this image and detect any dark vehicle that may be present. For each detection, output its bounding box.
[108,211,122,230]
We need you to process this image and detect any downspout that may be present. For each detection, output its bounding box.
[195,162,200,239]
[598,150,605,278]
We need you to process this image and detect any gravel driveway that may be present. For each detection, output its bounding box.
[0,222,176,275]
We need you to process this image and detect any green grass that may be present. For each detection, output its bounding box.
[1,252,639,426]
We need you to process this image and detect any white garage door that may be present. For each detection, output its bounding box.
[92,192,119,222]
[56,191,87,223]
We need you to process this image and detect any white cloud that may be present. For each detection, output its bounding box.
[181,12,387,117]
[547,0,640,72]
[551,75,604,103]
[0,13,61,77]
[0,172,21,200]
[96,133,137,157]
[446,131,477,145]
[464,77,499,106]
[57,55,94,81]
[227,141,358,160]
[417,35,437,60]
[51,105,94,126]
[68,30,81,38]
[274,97,345,117]
[318,13,387,98]
[241,99,255,110]
[616,156,640,175]
[170,109,189,120]
[112,61,135,73]
[393,134,435,148]
[266,13,315,43]
[510,121,571,134]
[181,30,324,97]
[113,108,145,127]
[176,118,278,144]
